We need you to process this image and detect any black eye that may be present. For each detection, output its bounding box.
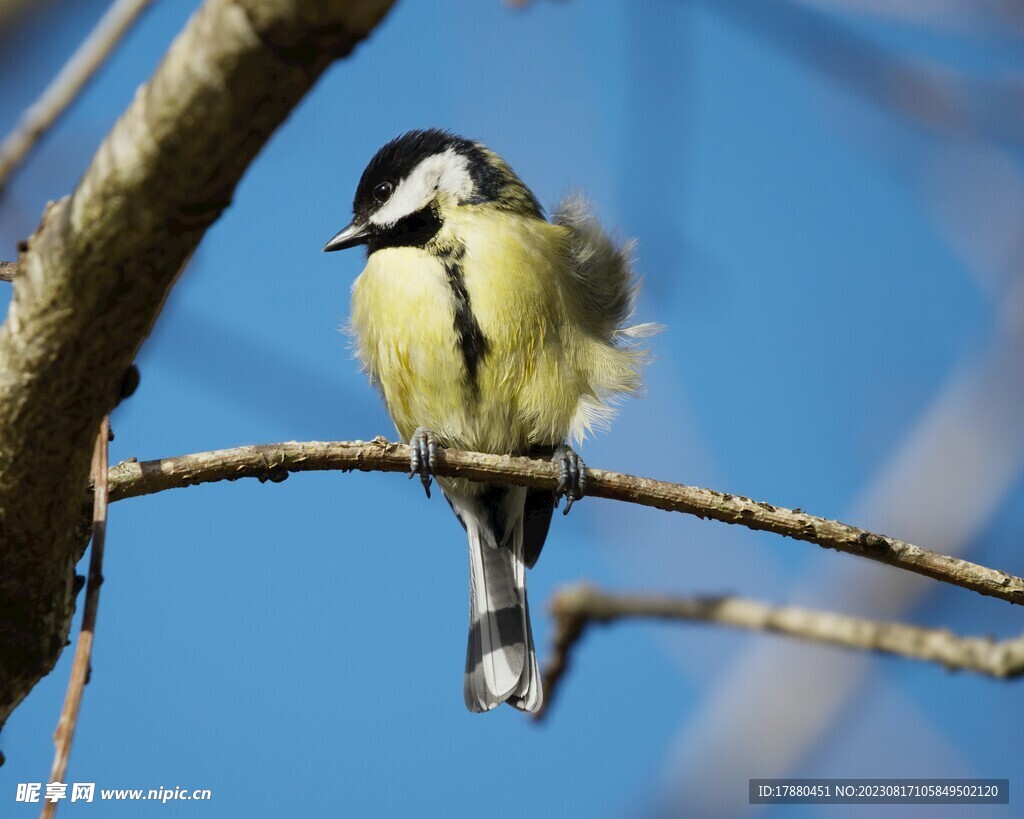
[373,181,394,204]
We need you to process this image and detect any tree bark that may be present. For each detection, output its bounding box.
[0,0,394,730]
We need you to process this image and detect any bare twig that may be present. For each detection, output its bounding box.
[106,438,1024,606]
[0,260,15,282]
[0,0,155,194]
[538,593,589,719]
[536,584,1024,719]
[41,418,109,818]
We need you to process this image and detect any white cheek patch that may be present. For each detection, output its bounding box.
[369,149,474,227]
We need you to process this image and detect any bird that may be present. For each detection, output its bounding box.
[323,129,654,713]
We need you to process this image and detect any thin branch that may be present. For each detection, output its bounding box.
[536,584,1024,719]
[538,591,589,720]
[41,418,109,818]
[106,438,1024,605]
[0,260,15,282]
[0,0,155,194]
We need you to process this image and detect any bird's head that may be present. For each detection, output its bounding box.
[323,129,542,254]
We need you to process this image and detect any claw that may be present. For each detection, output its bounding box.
[409,427,439,499]
[552,444,587,515]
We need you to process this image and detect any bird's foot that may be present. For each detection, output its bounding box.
[409,427,439,499]
[552,444,587,515]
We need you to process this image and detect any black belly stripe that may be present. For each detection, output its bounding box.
[442,244,489,397]
[365,211,489,396]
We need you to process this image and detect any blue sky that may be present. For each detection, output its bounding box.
[2,1,1023,816]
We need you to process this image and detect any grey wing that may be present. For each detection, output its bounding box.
[552,195,640,342]
[522,488,555,569]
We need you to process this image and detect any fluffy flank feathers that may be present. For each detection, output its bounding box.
[554,195,660,442]
[554,195,638,340]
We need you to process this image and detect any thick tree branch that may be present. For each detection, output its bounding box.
[0,0,394,730]
[0,0,155,194]
[537,584,1024,719]
[107,438,1024,605]
[0,260,14,281]
[0,0,37,32]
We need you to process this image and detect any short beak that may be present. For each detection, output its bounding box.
[322,220,371,252]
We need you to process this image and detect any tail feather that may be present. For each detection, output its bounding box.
[448,485,543,713]
[466,521,524,705]
[507,585,543,712]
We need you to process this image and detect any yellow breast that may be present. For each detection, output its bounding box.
[348,210,584,454]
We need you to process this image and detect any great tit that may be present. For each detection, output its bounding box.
[324,129,654,713]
